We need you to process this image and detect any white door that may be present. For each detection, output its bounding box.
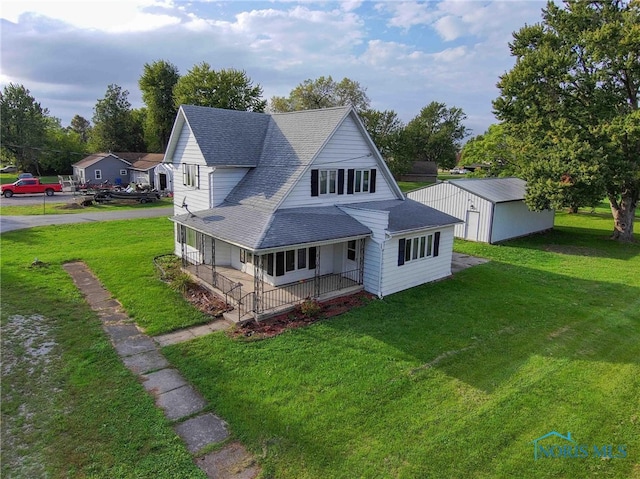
[344,239,360,283]
[465,210,480,241]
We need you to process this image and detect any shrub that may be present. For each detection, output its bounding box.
[170,272,195,294]
[300,298,321,319]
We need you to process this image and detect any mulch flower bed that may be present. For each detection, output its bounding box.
[229,291,376,340]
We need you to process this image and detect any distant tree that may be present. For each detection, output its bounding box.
[41,117,88,174]
[359,109,407,176]
[139,60,180,152]
[90,84,139,152]
[399,101,469,171]
[173,63,266,112]
[494,0,639,241]
[0,83,49,172]
[461,123,521,176]
[69,114,91,143]
[270,76,370,113]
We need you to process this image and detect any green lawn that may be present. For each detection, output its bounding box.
[0,197,173,216]
[1,210,639,478]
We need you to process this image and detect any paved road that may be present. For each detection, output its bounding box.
[0,192,77,206]
[0,207,174,234]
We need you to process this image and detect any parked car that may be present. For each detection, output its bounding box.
[449,167,469,174]
[18,172,34,179]
[0,165,17,173]
[1,178,63,197]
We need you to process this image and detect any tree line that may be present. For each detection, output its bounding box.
[0,62,468,178]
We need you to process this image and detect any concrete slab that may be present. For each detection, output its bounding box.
[174,413,230,453]
[154,330,196,347]
[451,253,489,273]
[141,368,187,395]
[195,442,260,479]
[103,323,142,341]
[156,385,207,421]
[88,298,122,310]
[122,350,169,375]
[97,311,131,324]
[112,335,158,357]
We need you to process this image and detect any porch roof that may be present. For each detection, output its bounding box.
[341,198,463,234]
[171,204,371,251]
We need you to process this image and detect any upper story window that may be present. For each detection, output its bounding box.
[182,164,199,188]
[311,168,376,197]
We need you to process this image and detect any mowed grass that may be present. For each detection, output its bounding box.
[0,219,207,478]
[163,210,639,478]
[0,197,173,216]
[1,209,639,478]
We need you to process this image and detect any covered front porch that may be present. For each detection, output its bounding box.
[181,233,366,323]
[186,263,362,323]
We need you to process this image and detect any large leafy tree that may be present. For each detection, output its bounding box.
[399,101,469,171]
[90,84,140,152]
[270,76,370,114]
[0,83,49,172]
[139,60,180,152]
[41,117,88,174]
[173,63,266,112]
[494,0,639,241]
[359,109,406,176]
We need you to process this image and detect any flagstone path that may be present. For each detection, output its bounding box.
[62,261,259,479]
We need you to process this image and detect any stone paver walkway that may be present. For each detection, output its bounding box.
[62,261,259,479]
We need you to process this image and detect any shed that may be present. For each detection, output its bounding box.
[407,177,554,243]
[154,162,174,193]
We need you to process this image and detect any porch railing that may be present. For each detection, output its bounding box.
[236,268,361,322]
[212,271,243,304]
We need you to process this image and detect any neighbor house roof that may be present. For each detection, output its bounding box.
[72,153,132,168]
[341,199,463,234]
[171,204,370,252]
[447,177,527,203]
[129,155,164,171]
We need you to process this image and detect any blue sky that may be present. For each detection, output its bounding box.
[1,1,547,138]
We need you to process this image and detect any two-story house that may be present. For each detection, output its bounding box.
[164,105,461,321]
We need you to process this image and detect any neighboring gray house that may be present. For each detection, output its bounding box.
[72,153,131,186]
[407,177,554,244]
[163,105,461,321]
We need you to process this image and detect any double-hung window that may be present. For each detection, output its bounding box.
[182,164,199,188]
[319,169,337,195]
[353,169,370,193]
[398,232,441,266]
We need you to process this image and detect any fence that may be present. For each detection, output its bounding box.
[235,268,361,322]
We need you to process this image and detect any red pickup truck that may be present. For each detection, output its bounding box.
[1,178,63,198]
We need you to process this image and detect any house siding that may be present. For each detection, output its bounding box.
[491,201,554,243]
[171,124,210,215]
[210,168,249,207]
[339,206,389,295]
[381,226,455,296]
[280,116,396,208]
[408,183,492,242]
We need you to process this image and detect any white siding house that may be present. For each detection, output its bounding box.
[164,105,461,321]
[408,178,554,244]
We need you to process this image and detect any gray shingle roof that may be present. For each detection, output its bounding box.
[448,177,527,203]
[181,105,271,167]
[172,204,370,251]
[342,199,462,234]
[224,107,350,211]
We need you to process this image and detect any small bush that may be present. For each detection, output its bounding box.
[300,299,321,319]
[170,273,195,294]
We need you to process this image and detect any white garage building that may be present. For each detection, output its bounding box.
[407,177,554,244]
